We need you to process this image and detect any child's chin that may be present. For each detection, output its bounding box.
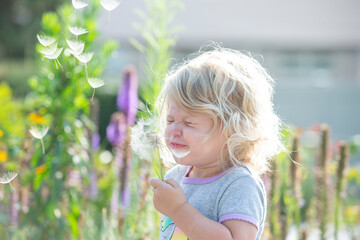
[174,157,191,165]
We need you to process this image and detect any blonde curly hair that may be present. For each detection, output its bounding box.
[156,46,283,175]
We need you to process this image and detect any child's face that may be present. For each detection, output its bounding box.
[164,100,226,169]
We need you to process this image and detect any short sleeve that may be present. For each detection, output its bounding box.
[217,176,266,230]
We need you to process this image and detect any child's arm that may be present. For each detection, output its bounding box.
[150,178,257,240]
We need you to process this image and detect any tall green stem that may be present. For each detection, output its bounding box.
[334,142,349,240]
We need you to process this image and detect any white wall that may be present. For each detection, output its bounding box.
[98,0,360,49]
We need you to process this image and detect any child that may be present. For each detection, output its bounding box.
[149,46,283,240]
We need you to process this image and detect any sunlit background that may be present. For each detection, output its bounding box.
[0,0,359,239]
[97,0,360,140]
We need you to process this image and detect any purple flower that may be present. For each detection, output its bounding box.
[116,65,138,125]
[89,170,98,199]
[110,148,124,214]
[121,156,132,209]
[68,170,81,187]
[11,191,19,226]
[92,132,100,150]
[122,185,130,209]
[106,112,127,146]
[110,187,119,214]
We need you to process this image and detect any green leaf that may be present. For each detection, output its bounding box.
[41,13,61,34]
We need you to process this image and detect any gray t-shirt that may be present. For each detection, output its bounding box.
[159,164,266,240]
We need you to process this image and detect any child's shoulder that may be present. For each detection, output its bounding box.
[228,164,256,178]
[217,165,266,207]
[224,165,265,189]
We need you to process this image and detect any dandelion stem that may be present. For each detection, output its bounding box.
[54,59,58,69]
[9,182,16,194]
[57,58,63,71]
[85,64,88,79]
[41,138,45,154]
[108,11,110,23]
[91,88,95,101]
[155,149,164,181]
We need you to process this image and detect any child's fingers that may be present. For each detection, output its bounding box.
[165,178,180,189]
[149,177,163,189]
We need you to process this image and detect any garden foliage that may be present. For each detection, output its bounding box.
[0,0,359,240]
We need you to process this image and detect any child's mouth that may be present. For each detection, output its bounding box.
[170,142,190,158]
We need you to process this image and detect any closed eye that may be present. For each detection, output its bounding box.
[184,121,193,126]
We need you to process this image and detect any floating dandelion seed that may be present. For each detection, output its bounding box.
[69,26,88,40]
[72,0,88,10]
[66,39,85,65]
[74,52,93,63]
[131,117,170,180]
[30,125,49,154]
[42,46,63,71]
[100,0,120,23]
[66,40,85,55]
[74,52,93,78]
[39,43,58,56]
[87,77,104,101]
[0,171,18,193]
[37,34,56,47]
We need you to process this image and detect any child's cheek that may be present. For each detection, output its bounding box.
[164,128,171,144]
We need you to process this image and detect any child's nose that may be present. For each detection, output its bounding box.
[170,123,182,136]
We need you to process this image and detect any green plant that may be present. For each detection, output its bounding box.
[130,0,184,115]
[334,142,349,240]
[0,0,117,239]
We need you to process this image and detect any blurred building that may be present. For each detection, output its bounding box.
[98,0,360,140]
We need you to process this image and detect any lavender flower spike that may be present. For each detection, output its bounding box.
[106,112,127,146]
[117,65,138,125]
[92,132,100,150]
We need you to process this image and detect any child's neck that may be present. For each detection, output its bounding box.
[187,165,224,178]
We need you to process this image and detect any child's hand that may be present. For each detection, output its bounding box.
[149,178,188,218]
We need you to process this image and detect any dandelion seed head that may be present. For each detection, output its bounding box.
[0,171,18,184]
[131,118,155,161]
[29,125,49,139]
[130,117,173,164]
[100,0,120,11]
[88,78,104,89]
[37,34,56,47]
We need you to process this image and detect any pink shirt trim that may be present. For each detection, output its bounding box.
[181,166,234,185]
